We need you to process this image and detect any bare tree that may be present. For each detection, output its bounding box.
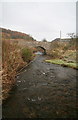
[67,33,76,39]
[42,38,47,42]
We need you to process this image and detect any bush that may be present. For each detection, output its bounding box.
[21,48,32,63]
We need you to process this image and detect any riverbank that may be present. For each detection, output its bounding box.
[47,38,77,69]
[45,59,78,69]
[2,39,35,101]
[2,56,36,101]
[45,50,78,69]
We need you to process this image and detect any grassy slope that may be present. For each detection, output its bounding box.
[46,38,77,69]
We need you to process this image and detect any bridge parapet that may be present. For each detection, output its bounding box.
[18,39,51,52]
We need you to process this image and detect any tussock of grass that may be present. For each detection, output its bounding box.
[45,59,78,69]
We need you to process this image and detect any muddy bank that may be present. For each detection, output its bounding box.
[2,53,36,101]
[3,55,77,118]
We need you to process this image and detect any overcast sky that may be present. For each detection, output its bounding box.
[0,0,76,41]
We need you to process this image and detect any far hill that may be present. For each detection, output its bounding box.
[0,27,36,41]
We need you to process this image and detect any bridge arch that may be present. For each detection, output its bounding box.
[34,46,46,55]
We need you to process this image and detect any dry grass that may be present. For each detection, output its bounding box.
[2,39,26,100]
[45,59,78,69]
[47,39,77,69]
[49,39,77,59]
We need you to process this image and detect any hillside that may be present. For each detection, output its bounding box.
[0,28,36,41]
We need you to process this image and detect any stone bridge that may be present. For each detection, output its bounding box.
[17,40,51,53]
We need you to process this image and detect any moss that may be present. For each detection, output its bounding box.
[45,59,78,69]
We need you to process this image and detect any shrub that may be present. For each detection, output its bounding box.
[21,48,32,63]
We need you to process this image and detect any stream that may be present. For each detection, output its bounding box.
[2,55,77,118]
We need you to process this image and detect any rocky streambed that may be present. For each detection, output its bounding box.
[3,55,77,118]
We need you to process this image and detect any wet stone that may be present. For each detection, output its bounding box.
[42,83,48,86]
[38,97,42,101]
[17,81,21,83]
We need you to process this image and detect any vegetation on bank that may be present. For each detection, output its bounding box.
[0,27,36,100]
[2,39,33,100]
[21,48,33,63]
[45,59,78,69]
[46,38,77,69]
[2,39,23,99]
